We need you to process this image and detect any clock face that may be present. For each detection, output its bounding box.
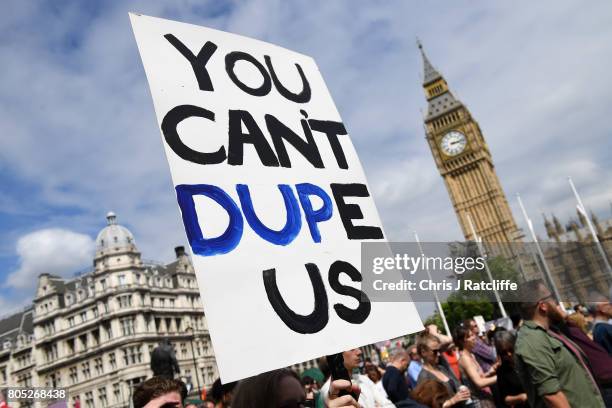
[440,131,467,156]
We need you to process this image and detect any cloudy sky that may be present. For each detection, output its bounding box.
[1,1,611,317]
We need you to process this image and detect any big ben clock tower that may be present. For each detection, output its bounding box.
[418,41,520,244]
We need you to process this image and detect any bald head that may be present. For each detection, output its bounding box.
[390,350,409,372]
[391,350,408,362]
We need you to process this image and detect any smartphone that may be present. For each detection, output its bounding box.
[326,353,358,400]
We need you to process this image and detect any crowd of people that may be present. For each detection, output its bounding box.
[131,279,611,408]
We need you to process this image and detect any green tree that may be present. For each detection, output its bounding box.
[424,253,523,333]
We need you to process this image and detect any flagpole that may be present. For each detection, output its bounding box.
[465,212,507,318]
[516,194,562,303]
[414,232,451,337]
[568,177,612,281]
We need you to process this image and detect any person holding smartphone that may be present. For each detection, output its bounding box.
[321,349,394,407]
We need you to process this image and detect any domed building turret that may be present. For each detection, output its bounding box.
[94,212,142,272]
[96,212,135,250]
[1,212,219,401]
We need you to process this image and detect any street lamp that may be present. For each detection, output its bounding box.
[185,326,202,399]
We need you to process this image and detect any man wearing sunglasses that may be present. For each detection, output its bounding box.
[514,280,605,408]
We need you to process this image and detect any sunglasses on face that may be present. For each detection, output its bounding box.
[425,347,440,354]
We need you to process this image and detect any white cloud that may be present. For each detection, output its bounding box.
[5,229,95,290]
[1,0,611,289]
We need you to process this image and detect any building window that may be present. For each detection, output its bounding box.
[120,317,135,336]
[104,322,112,339]
[112,383,121,403]
[82,362,91,379]
[122,346,142,365]
[79,334,88,350]
[180,343,187,358]
[109,352,117,370]
[98,387,108,407]
[93,306,99,318]
[47,372,60,388]
[92,329,99,346]
[80,311,87,323]
[100,279,107,290]
[207,366,215,383]
[66,338,75,354]
[44,322,55,335]
[68,316,75,327]
[118,295,132,308]
[44,344,58,362]
[94,357,104,375]
[20,373,33,387]
[85,391,94,408]
[118,274,126,286]
[69,367,78,384]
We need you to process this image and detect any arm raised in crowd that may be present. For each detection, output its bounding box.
[426,324,453,349]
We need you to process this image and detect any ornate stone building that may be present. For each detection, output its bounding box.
[0,213,217,408]
[541,210,612,302]
[418,41,521,249]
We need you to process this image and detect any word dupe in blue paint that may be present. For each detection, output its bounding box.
[176,182,382,256]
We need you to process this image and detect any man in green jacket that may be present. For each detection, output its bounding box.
[515,280,605,408]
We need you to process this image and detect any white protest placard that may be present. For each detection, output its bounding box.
[130,13,423,382]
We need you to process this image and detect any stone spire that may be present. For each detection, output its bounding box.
[591,211,604,236]
[552,214,564,235]
[417,38,442,85]
[543,213,556,239]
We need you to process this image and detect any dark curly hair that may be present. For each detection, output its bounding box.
[132,376,187,408]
